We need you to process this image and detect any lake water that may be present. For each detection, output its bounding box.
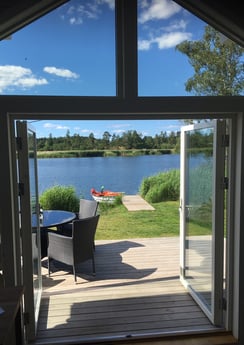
[37,154,208,199]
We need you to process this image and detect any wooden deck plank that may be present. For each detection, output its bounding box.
[34,237,227,345]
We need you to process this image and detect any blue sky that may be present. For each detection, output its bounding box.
[0,0,207,138]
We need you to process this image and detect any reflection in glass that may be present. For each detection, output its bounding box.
[185,128,214,312]
[28,131,42,308]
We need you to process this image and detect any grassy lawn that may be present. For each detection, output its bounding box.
[95,200,210,240]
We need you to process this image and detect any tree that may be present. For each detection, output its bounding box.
[44,133,53,151]
[121,130,143,149]
[144,135,154,149]
[87,133,95,149]
[176,25,244,96]
[102,131,111,149]
[65,129,71,148]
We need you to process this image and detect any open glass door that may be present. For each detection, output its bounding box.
[16,120,42,341]
[180,120,226,326]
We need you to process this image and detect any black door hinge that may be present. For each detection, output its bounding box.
[18,182,24,196]
[223,177,229,190]
[23,312,30,325]
[16,136,22,150]
[222,297,227,311]
[222,134,229,147]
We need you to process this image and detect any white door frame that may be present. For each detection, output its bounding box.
[180,120,226,325]
[0,95,241,340]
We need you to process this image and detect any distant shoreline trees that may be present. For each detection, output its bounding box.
[36,129,180,152]
[36,128,214,157]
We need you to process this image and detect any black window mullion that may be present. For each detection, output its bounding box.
[116,0,138,99]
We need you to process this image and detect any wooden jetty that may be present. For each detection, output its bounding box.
[122,195,155,211]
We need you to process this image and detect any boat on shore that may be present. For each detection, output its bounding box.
[91,188,124,203]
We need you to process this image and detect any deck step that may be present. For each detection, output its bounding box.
[122,195,155,211]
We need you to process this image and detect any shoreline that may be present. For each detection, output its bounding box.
[36,148,174,158]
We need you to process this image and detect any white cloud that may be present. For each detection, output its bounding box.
[0,65,48,93]
[139,0,181,23]
[112,129,126,135]
[43,66,79,79]
[70,16,83,25]
[110,123,131,129]
[79,129,91,134]
[138,1,191,51]
[62,0,114,25]
[138,31,192,50]
[164,19,187,32]
[68,3,100,24]
[155,31,192,49]
[70,127,96,135]
[101,0,115,10]
[138,39,152,50]
[43,123,69,130]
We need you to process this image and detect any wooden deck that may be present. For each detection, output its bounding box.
[34,237,222,345]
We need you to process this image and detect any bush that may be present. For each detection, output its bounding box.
[139,169,180,203]
[39,185,80,212]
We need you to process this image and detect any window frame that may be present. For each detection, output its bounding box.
[0,0,243,343]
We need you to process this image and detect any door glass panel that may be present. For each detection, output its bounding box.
[16,121,42,340]
[180,120,226,325]
[185,127,214,311]
[28,130,42,309]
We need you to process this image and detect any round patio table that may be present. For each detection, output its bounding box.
[39,210,76,228]
[32,210,76,258]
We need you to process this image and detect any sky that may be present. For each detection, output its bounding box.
[0,0,207,138]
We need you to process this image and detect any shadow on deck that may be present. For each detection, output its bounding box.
[34,237,220,344]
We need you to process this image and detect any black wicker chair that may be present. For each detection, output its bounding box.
[47,215,100,282]
[78,199,98,219]
[59,199,98,235]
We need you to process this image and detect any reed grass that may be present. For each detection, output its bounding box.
[140,169,180,203]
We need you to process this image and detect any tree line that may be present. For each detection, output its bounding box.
[36,129,214,152]
[37,130,180,151]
